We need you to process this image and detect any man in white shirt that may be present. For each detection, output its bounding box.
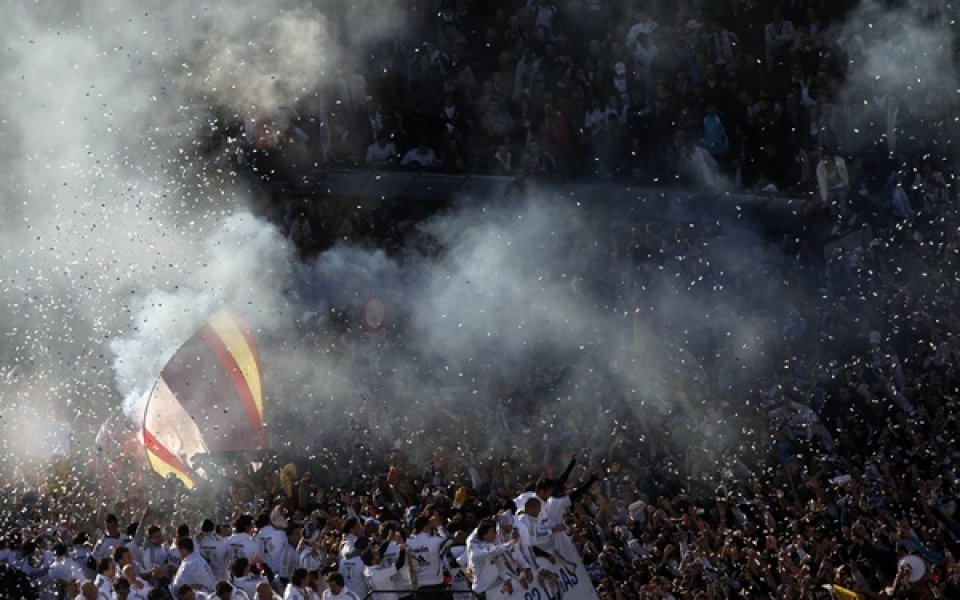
[211,579,251,600]
[75,579,110,600]
[46,542,86,599]
[93,557,116,598]
[141,525,176,587]
[337,537,368,600]
[320,572,358,600]
[254,581,282,600]
[465,519,519,596]
[93,514,123,561]
[226,516,260,565]
[121,564,153,597]
[230,557,268,600]
[254,507,291,583]
[338,519,363,561]
[364,134,398,165]
[362,542,407,600]
[171,537,216,595]
[400,139,441,168]
[196,519,230,582]
[113,576,149,600]
[406,513,450,592]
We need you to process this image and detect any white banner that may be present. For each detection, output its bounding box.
[486,538,598,600]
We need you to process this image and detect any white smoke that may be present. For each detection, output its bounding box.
[0,0,404,470]
[836,1,958,105]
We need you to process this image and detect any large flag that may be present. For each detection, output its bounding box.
[142,309,266,488]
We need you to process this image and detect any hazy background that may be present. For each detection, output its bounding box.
[0,0,954,483]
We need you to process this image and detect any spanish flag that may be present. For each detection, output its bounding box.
[142,309,266,488]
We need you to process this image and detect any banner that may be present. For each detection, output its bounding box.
[486,536,598,600]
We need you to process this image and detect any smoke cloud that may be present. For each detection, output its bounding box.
[0,0,402,472]
[0,0,838,489]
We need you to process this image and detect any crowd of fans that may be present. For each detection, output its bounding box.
[5,173,960,600]
[242,0,959,200]
[7,2,960,600]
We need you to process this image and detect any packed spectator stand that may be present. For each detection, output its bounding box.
[243,0,959,204]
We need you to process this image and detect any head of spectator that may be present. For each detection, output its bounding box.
[112,544,132,568]
[522,496,542,517]
[96,556,115,579]
[342,516,362,538]
[214,579,235,599]
[176,584,197,600]
[104,513,119,537]
[113,576,131,600]
[256,581,276,600]
[234,514,255,536]
[176,536,194,558]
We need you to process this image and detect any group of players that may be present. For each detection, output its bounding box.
[14,461,597,600]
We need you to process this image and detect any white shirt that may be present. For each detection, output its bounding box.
[46,556,86,584]
[232,573,269,599]
[255,525,290,575]
[364,563,400,600]
[401,147,439,167]
[283,584,319,600]
[406,532,449,587]
[93,534,123,562]
[141,542,175,574]
[171,551,216,593]
[95,573,114,598]
[465,536,512,594]
[226,532,261,564]
[321,587,360,600]
[196,533,230,581]
[365,141,397,164]
[338,555,368,599]
[379,541,412,594]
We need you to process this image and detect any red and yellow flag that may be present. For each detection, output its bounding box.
[142,309,265,488]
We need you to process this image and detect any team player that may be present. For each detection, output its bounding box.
[226,515,260,564]
[321,572,359,600]
[338,536,368,600]
[196,518,230,581]
[255,507,291,581]
[405,513,450,593]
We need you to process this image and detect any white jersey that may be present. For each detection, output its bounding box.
[171,551,216,594]
[406,532,449,587]
[298,546,327,573]
[321,588,360,600]
[338,555,368,599]
[225,532,261,563]
[46,556,85,584]
[254,525,290,574]
[380,541,412,593]
[196,532,230,581]
[545,495,571,527]
[277,538,298,579]
[92,534,123,560]
[465,537,512,594]
[364,563,400,600]
[232,573,269,599]
[448,545,471,600]
[140,542,174,575]
[283,585,319,600]
[339,533,357,560]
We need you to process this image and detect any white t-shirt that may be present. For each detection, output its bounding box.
[406,532,449,587]
[226,532,261,564]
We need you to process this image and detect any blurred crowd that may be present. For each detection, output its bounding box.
[237,0,959,200]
